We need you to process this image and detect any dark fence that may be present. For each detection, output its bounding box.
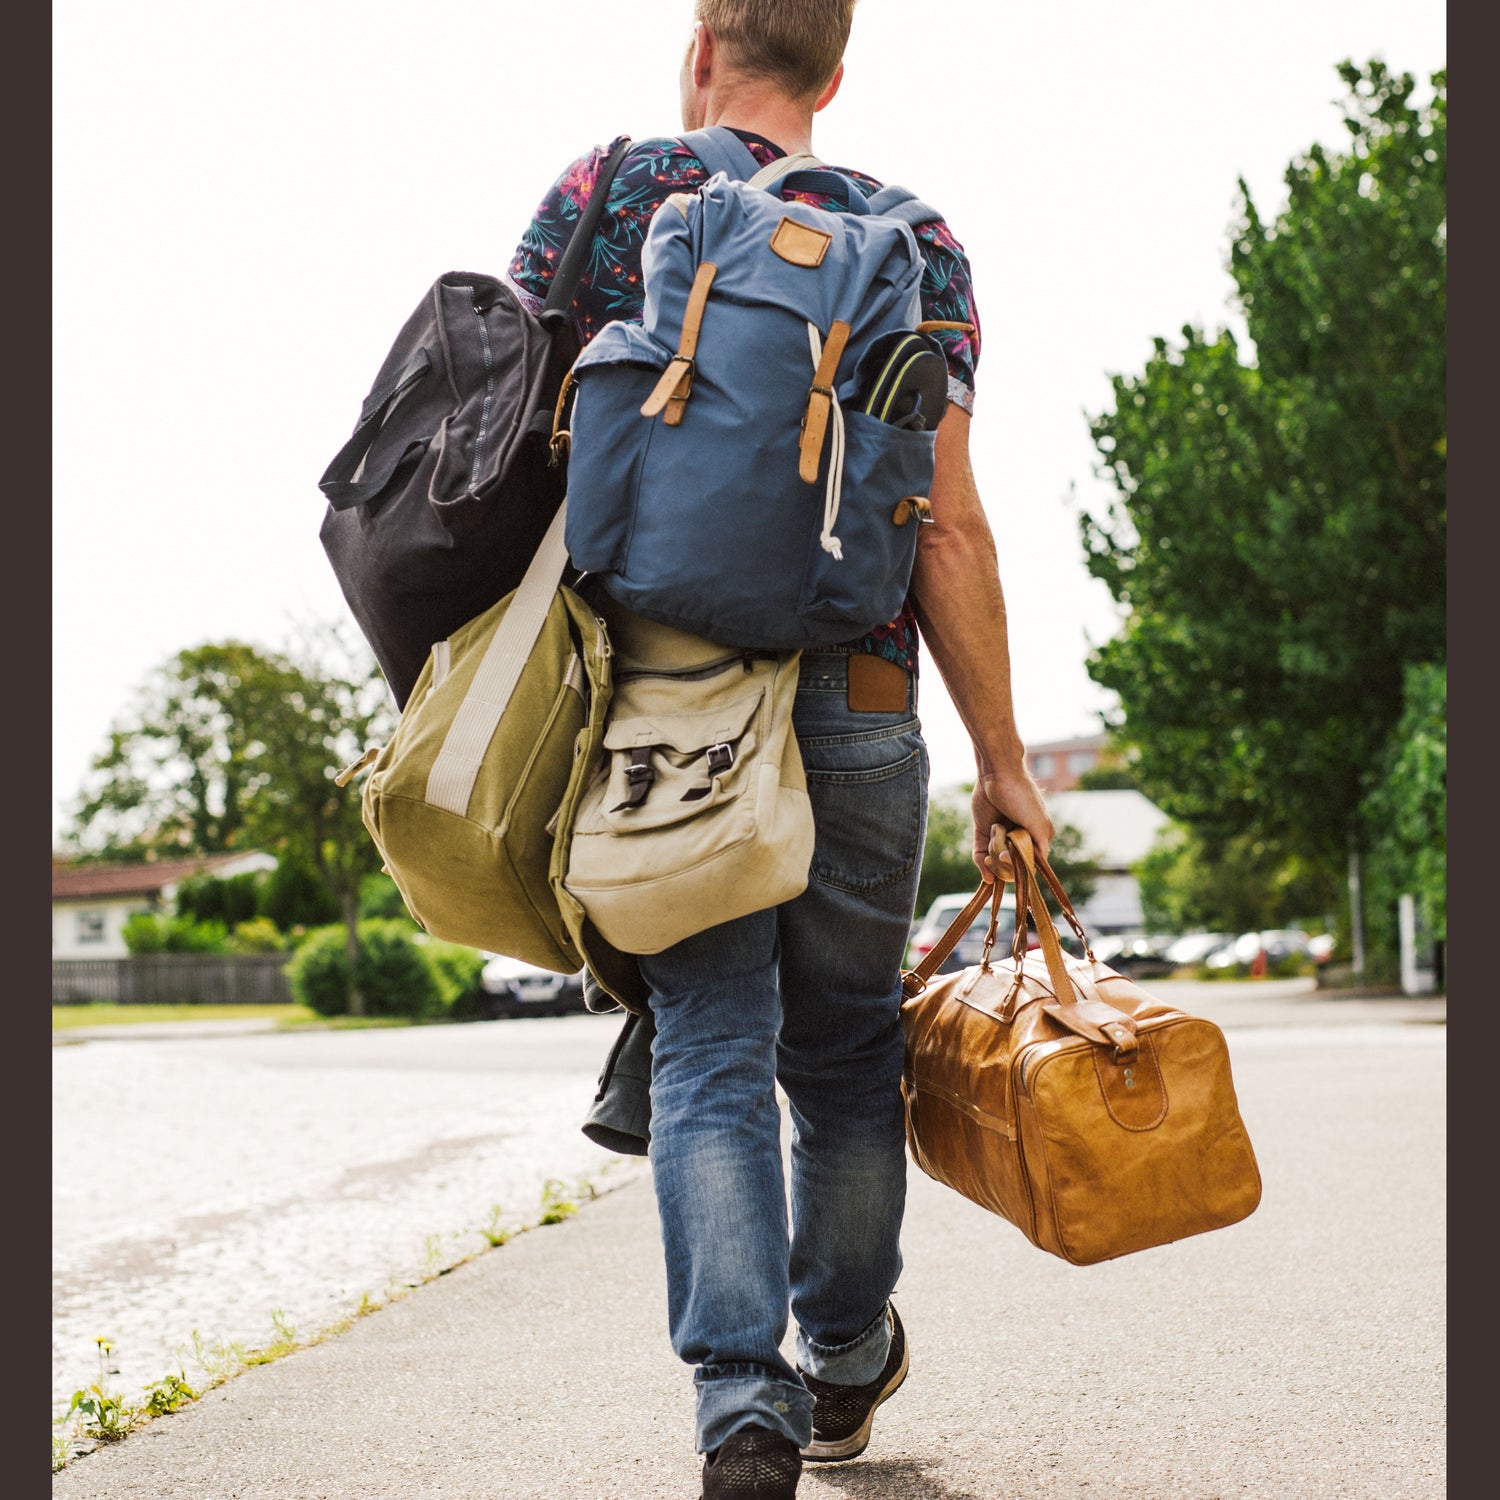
[52,954,295,1005]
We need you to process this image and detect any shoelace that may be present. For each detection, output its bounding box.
[805,323,845,561]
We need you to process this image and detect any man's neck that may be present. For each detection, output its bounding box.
[699,88,815,157]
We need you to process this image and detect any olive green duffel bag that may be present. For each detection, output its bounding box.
[337,504,645,1010]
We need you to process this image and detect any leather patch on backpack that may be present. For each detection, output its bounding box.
[770,216,832,268]
[847,653,908,712]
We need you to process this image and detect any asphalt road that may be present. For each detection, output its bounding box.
[53,987,1445,1498]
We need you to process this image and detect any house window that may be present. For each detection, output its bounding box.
[76,911,107,945]
[1032,754,1055,778]
[1067,751,1096,776]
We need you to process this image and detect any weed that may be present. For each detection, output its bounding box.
[68,1339,141,1443]
[244,1309,300,1366]
[185,1328,249,1382]
[52,1430,71,1472]
[142,1371,198,1417]
[538,1177,580,1225]
[480,1203,512,1248]
[422,1233,446,1277]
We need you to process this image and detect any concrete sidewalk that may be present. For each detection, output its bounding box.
[53,1001,1444,1499]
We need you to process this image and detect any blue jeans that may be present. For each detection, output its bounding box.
[639,650,930,1454]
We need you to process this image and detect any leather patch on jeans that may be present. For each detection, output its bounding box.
[846,653,908,712]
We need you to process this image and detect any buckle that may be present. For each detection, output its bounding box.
[706,742,734,776]
[609,748,656,812]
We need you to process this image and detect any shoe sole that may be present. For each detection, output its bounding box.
[799,1335,910,1463]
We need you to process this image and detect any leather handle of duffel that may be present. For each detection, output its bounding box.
[1017,834,1096,958]
[901,876,1005,998]
[1006,828,1137,1054]
[1003,828,1078,1011]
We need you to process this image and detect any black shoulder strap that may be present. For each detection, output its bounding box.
[539,137,635,330]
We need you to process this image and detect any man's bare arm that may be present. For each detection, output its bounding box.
[909,404,1055,876]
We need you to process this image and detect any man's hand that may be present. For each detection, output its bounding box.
[971,764,1054,883]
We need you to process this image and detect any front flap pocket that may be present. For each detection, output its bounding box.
[586,686,765,833]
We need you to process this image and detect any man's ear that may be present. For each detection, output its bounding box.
[691,21,715,89]
[812,61,844,114]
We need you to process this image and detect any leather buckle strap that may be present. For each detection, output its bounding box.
[680,741,735,803]
[549,366,577,464]
[609,747,656,812]
[798,319,851,482]
[641,261,718,426]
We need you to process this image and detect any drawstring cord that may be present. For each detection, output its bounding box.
[806,324,845,561]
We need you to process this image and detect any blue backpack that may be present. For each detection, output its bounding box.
[556,127,959,650]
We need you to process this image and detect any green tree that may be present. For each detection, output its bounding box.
[122,913,231,954]
[1074,765,1139,792]
[257,855,343,931]
[237,630,394,1014]
[359,870,414,921]
[175,871,261,929]
[1360,661,1446,962]
[66,642,303,858]
[65,629,396,1013]
[1080,61,1445,907]
[1137,823,1340,937]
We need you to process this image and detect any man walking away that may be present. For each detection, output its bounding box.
[507,4,1054,1495]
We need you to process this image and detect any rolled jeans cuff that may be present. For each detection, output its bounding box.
[796,1302,892,1387]
[693,1370,815,1454]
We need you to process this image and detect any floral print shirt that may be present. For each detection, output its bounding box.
[508,131,983,673]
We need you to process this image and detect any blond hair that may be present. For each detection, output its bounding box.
[694,0,857,101]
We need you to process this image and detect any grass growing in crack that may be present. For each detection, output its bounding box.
[243,1309,298,1367]
[187,1328,249,1382]
[480,1203,512,1247]
[539,1177,580,1224]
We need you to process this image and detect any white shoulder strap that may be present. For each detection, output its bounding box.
[746,152,823,192]
[424,501,573,816]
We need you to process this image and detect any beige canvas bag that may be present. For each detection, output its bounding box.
[560,603,814,955]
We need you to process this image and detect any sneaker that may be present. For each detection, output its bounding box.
[701,1425,802,1499]
[798,1303,908,1462]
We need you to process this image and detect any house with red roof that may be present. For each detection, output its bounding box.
[51,852,277,958]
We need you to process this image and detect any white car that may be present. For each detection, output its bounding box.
[1205,930,1313,970]
[478,954,587,1017]
[1163,932,1236,967]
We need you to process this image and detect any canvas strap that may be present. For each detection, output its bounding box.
[423,501,573,816]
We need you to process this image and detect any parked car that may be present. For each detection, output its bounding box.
[1162,932,1236,968]
[1204,929,1313,970]
[478,954,588,1018]
[1088,932,1179,980]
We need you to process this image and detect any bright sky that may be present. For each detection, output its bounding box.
[52,0,1445,845]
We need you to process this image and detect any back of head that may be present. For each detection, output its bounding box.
[694,0,857,102]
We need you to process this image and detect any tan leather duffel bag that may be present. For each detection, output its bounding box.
[900,827,1262,1266]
